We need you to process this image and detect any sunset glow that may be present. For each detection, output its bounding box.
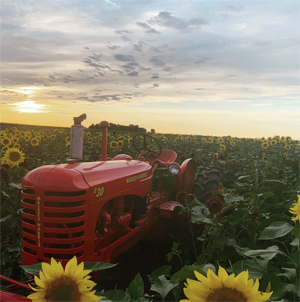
[1,0,299,138]
[9,100,49,113]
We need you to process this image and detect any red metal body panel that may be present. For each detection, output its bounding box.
[0,291,30,302]
[175,158,197,202]
[21,159,155,265]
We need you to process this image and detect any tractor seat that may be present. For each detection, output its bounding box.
[145,149,177,165]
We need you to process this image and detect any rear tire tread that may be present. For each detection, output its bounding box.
[193,166,224,203]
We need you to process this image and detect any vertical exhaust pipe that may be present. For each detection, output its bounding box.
[100,121,110,161]
[68,113,87,162]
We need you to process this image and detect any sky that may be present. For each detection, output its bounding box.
[1,0,299,139]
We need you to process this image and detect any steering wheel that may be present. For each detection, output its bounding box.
[132,134,162,159]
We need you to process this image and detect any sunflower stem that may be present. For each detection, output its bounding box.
[188,212,198,263]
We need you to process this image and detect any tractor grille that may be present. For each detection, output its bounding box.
[21,189,86,261]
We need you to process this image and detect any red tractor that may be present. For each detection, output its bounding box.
[20,115,224,267]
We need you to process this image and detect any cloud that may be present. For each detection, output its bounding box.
[128,71,138,77]
[136,22,151,30]
[145,28,160,34]
[151,75,159,79]
[106,43,121,50]
[114,54,135,61]
[76,92,143,102]
[149,56,165,66]
[226,4,244,12]
[148,11,208,31]
[136,21,160,34]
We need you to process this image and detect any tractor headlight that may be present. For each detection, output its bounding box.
[168,163,180,175]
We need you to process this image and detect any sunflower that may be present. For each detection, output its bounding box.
[1,157,7,165]
[27,256,100,302]
[1,137,12,146]
[50,134,56,140]
[4,148,25,167]
[283,153,288,158]
[12,136,19,143]
[88,138,93,143]
[230,141,236,146]
[181,265,272,302]
[31,138,39,146]
[110,141,117,149]
[284,144,291,150]
[13,143,21,149]
[286,136,292,143]
[289,195,300,222]
[1,146,9,153]
[280,136,286,142]
[219,144,226,151]
[24,135,31,142]
[128,138,133,144]
[206,196,223,216]
[117,141,124,148]
[270,140,277,146]
[261,142,269,149]
[65,136,70,143]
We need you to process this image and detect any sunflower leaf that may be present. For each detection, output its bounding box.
[97,289,131,302]
[170,265,205,283]
[128,273,144,299]
[20,263,43,276]
[241,245,280,260]
[258,221,293,240]
[150,275,179,300]
[84,262,118,272]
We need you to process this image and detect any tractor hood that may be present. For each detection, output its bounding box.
[22,160,152,192]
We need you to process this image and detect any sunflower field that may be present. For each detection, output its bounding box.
[0,125,299,302]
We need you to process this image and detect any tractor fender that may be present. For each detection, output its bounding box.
[175,158,197,202]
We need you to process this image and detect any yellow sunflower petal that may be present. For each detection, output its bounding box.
[207,269,222,289]
[234,270,248,292]
[79,290,101,302]
[218,266,229,282]
[257,291,273,301]
[79,278,97,289]
[65,256,77,276]
[28,283,40,292]
[34,275,45,289]
[27,292,47,302]
[186,278,210,293]
[183,287,207,302]
[194,271,211,287]
[223,273,236,288]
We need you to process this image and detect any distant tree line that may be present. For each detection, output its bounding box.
[89,122,148,133]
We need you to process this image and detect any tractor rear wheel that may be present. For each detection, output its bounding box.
[192,166,224,204]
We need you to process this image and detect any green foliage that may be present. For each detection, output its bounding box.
[1,125,299,301]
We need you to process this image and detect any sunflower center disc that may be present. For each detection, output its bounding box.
[207,287,247,302]
[211,201,220,210]
[45,277,81,302]
[10,152,21,162]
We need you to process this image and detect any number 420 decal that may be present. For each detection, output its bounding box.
[93,186,104,197]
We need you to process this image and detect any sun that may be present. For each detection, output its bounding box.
[9,100,48,113]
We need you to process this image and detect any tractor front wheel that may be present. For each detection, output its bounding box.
[192,166,224,204]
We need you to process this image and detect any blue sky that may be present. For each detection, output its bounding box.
[1,0,299,138]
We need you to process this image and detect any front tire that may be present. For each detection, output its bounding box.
[193,166,224,204]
